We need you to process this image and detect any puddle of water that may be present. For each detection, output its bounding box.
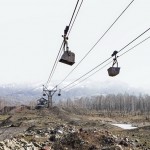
[112,124,137,129]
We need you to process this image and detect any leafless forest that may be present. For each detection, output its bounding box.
[0,93,150,117]
[58,94,150,117]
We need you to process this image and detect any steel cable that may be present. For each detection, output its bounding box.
[61,28,150,90]
[45,0,84,88]
[56,0,135,87]
[65,36,150,90]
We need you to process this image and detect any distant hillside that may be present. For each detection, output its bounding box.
[0,83,41,105]
[60,80,148,99]
[0,80,148,105]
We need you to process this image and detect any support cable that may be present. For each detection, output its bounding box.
[61,28,150,90]
[68,0,80,27]
[66,61,113,91]
[45,0,83,87]
[118,36,150,57]
[48,0,84,85]
[56,0,135,87]
[45,42,64,87]
[68,0,84,36]
[118,28,150,53]
[65,36,150,90]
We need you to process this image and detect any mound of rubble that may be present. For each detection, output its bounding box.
[0,124,147,150]
[0,107,149,150]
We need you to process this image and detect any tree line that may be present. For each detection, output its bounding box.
[58,93,150,116]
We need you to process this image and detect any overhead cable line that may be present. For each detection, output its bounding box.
[68,0,80,27]
[68,0,84,36]
[118,28,150,53]
[118,36,150,57]
[65,36,150,90]
[45,42,63,87]
[46,0,84,87]
[61,27,150,90]
[56,0,135,87]
[61,57,112,90]
[66,61,113,91]
[45,0,83,87]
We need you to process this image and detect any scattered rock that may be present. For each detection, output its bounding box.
[0,116,12,127]
[102,145,123,150]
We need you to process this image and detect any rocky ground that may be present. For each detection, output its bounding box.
[0,106,150,150]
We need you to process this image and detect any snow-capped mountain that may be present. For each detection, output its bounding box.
[60,80,149,99]
[0,80,149,105]
[0,83,42,105]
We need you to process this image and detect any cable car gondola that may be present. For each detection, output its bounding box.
[43,93,46,96]
[58,89,61,96]
[108,51,120,77]
[59,26,75,66]
[59,50,75,66]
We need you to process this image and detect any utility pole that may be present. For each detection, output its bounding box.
[43,85,57,108]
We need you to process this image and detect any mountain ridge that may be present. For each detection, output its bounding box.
[0,80,148,105]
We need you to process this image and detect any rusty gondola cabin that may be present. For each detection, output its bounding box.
[108,50,120,77]
[43,93,46,96]
[108,67,120,77]
[59,51,75,66]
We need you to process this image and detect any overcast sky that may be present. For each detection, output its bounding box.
[0,0,150,91]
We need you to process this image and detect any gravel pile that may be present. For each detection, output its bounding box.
[0,124,148,150]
